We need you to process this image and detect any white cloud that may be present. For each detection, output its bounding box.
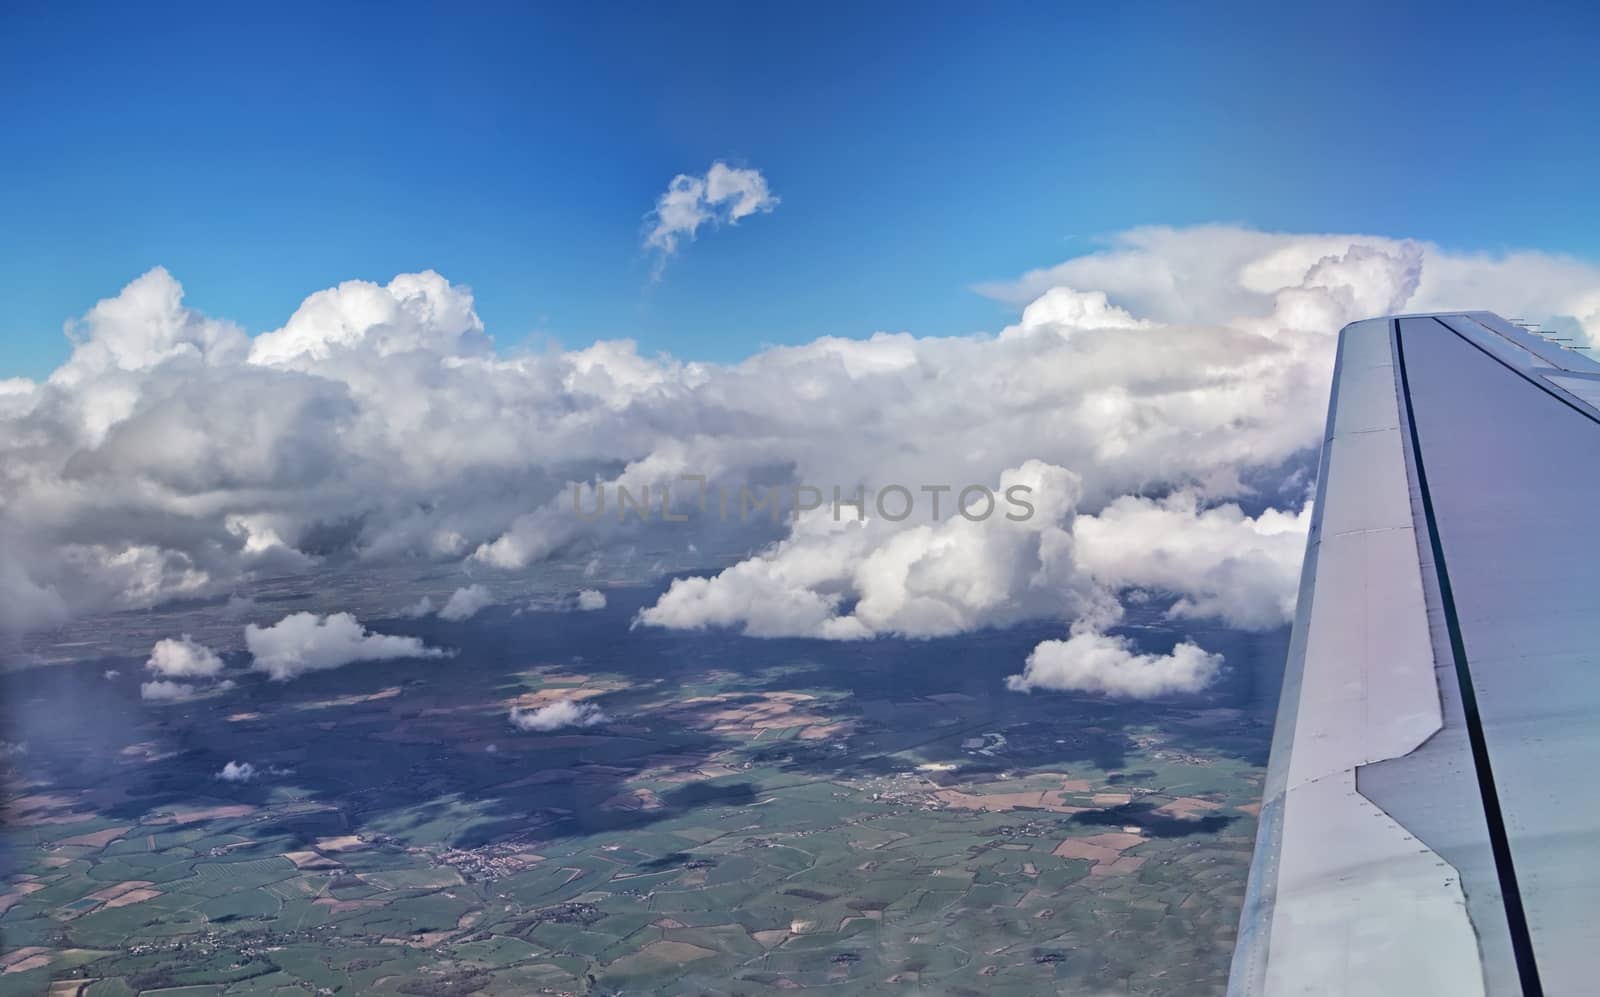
[575,589,606,611]
[146,634,225,678]
[140,679,197,702]
[103,669,120,680]
[245,611,450,681]
[4,226,1600,692]
[509,700,608,732]
[215,760,257,782]
[248,271,489,368]
[639,461,1100,639]
[1005,629,1222,698]
[1073,492,1311,631]
[438,584,493,622]
[401,596,436,618]
[644,161,779,265]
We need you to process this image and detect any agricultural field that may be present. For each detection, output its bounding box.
[1,582,1282,995]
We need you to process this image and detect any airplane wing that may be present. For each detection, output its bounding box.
[1229,312,1600,997]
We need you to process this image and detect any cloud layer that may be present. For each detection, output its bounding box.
[6,225,1600,695]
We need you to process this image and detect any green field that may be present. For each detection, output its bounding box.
[1,600,1278,995]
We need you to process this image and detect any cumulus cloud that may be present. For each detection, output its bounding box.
[215,760,257,782]
[575,589,606,611]
[146,634,225,678]
[245,612,450,681]
[1005,629,1222,698]
[438,584,493,622]
[644,161,779,266]
[639,461,1100,639]
[509,700,608,732]
[401,596,435,618]
[140,679,197,702]
[5,226,1600,693]
[1073,493,1311,631]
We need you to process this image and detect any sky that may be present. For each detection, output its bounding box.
[5,1,1600,380]
[8,2,1600,697]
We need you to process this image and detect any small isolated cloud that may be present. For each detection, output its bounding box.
[509,700,608,732]
[216,760,257,782]
[1006,629,1221,698]
[401,596,435,618]
[439,584,493,622]
[140,679,197,702]
[103,669,120,680]
[246,611,450,681]
[644,161,778,269]
[575,589,606,611]
[146,634,224,678]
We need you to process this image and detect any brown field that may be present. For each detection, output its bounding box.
[669,692,851,739]
[0,882,45,915]
[56,826,131,849]
[933,784,1089,814]
[283,850,342,870]
[103,887,163,909]
[650,762,741,784]
[87,880,153,903]
[3,955,51,975]
[1053,831,1145,868]
[145,804,257,825]
[1091,792,1133,807]
[606,939,717,976]
[506,677,624,712]
[314,835,367,853]
[298,686,404,711]
[1155,796,1224,819]
[1090,856,1147,876]
[1,947,51,974]
[412,909,482,949]
[4,793,92,827]
[1082,831,1145,850]
[1052,840,1123,864]
[313,897,386,913]
[600,788,664,812]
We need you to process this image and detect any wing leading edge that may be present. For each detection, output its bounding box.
[1230,313,1600,996]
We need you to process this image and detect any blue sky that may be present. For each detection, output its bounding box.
[3,0,1599,379]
